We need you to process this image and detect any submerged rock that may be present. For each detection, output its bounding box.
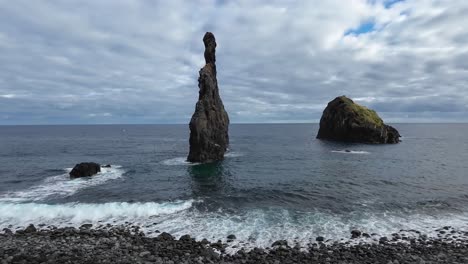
[69,162,101,178]
[187,32,229,163]
[317,96,400,144]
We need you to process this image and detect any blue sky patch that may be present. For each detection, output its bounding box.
[345,21,376,36]
[384,0,405,8]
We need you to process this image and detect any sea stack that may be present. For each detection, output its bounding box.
[187,32,229,163]
[317,96,400,144]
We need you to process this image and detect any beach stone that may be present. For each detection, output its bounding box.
[2,228,12,236]
[157,232,174,241]
[69,162,101,178]
[23,224,37,233]
[380,237,389,244]
[316,236,325,242]
[272,240,288,247]
[179,234,191,241]
[317,96,400,143]
[80,224,93,229]
[187,32,229,163]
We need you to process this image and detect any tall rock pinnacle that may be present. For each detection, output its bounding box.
[187,32,230,163]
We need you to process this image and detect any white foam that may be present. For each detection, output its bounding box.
[161,152,244,166]
[0,166,124,202]
[0,200,194,227]
[224,152,244,158]
[161,157,200,166]
[1,201,467,252]
[149,208,468,252]
[331,150,370,154]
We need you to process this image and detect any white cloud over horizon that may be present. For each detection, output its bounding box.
[0,0,467,124]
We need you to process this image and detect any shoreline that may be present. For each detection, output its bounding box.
[1,225,468,263]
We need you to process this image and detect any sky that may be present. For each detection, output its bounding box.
[0,0,467,125]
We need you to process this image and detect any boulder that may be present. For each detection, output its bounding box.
[317,96,400,144]
[69,162,101,178]
[187,32,230,163]
[23,224,37,233]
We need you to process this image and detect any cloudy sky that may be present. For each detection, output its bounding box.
[0,0,467,124]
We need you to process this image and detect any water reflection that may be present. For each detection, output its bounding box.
[188,162,230,197]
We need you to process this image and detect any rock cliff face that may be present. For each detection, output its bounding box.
[317,96,400,144]
[187,32,229,163]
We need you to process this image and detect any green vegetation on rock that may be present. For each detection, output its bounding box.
[338,96,384,127]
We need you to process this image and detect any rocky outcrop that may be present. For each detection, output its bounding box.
[187,32,229,163]
[69,162,101,178]
[317,96,400,144]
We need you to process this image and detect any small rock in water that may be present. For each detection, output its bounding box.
[351,230,362,239]
[102,164,111,168]
[69,162,101,178]
[227,234,236,240]
[316,236,325,242]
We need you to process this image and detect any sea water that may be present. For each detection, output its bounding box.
[0,124,467,250]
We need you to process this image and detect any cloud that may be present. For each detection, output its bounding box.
[0,0,467,124]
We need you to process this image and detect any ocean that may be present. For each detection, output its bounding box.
[0,124,467,250]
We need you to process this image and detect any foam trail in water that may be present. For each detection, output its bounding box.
[161,157,199,166]
[161,152,244,166]
[224,152,244,158]
[0,166,124,202]
[331,150,370,154]
[0,200,194,227]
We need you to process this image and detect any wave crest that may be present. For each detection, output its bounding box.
[0,199,194,227]
[0,166,124,202]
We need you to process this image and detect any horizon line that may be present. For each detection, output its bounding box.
[1,121,467,126]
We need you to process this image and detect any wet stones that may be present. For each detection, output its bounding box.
[1,225,468,263]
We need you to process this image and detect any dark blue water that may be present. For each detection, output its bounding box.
[0,124,467,249]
